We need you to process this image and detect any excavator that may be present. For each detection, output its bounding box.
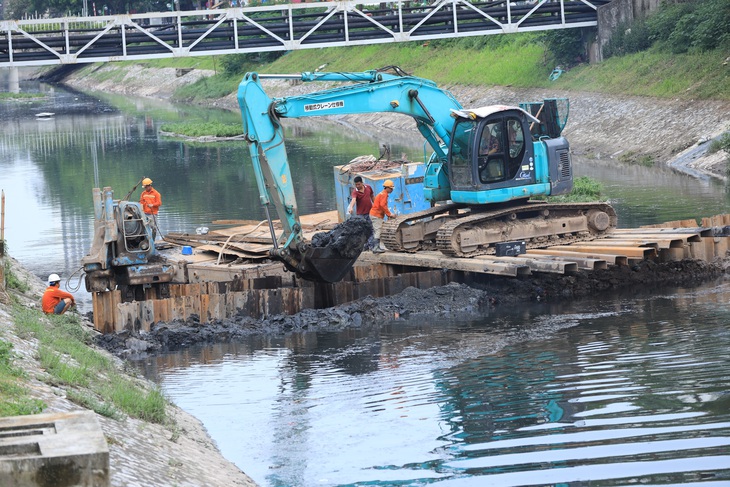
[237,66,616,281]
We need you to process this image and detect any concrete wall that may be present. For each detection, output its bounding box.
[593,0,663,63]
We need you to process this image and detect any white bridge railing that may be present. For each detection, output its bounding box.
[0,0,610,68]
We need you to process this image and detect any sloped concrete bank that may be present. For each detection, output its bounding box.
[0,256,258,487]
[62,65,730,181]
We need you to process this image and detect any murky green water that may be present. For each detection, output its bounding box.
[137,282,730,486]
[3,81,730,486]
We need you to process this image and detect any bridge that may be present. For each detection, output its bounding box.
[1,0,611,68]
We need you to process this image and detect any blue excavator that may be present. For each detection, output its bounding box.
[237,66,616,282]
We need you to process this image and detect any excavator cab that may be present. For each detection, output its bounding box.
[446,107,566,206]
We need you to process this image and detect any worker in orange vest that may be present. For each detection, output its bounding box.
[42,273,75,315]
[139,177,162,239]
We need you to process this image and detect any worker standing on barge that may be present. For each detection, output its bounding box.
[139,177,162,239]
[369,179,396,253]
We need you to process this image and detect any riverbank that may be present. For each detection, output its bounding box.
[60,64,730,181]
[0,256,258,487]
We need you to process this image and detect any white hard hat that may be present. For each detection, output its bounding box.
[48,273,61,283]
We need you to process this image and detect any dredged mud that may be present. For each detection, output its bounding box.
[311,216,372,258]
[95,257,730,359]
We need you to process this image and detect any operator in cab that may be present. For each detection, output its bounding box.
[139,177,162,239]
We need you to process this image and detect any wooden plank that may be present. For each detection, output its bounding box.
[359,251,530,276]
[139,301,155,332]
[153,298,171,324]
[641,219,698,228]
[476,255,577,274]
[714,236,729,258]
[547,245,656,258]
[523,251,607,270]
[527,249,629,267]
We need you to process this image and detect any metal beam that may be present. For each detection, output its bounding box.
[0,0,610,68]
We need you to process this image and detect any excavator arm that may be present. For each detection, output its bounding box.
[237,68,463,282]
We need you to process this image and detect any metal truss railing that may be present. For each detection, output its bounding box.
[0,0,610,68]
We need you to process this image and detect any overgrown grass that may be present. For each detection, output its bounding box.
[160,121,243,137]
[619,151,656,167]
[0,92,45,100]
[4,261,31,293]
[153,31,728,102]
[172,71,244,103]
[0,339,46,416]
[11,306,168,423]
[543,176,606,203]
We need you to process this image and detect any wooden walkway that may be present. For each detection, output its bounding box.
[90,213,730,334]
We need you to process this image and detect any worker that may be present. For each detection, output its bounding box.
[479,124,501,155]
[368,179,396,254]
[347,176,374,218]
[42,274,75,315]
[139,177,162,239]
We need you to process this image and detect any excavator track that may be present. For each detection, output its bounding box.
[381,203,466,252]
[381,201,617,258]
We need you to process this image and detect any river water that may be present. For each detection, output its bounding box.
[2,80,730,487]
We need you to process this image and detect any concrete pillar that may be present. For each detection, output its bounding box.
[594,0,634,63]
[9,67,20,94]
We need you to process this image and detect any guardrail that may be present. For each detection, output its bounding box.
[0,0,610,67]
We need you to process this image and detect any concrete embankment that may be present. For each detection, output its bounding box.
[0,256,258,487]
[60,65,730,181]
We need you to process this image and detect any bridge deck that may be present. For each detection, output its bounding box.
[1,0,610,68]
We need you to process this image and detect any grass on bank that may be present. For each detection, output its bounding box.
[0,339,45,416]
[542,176,605,203]
[0,92,45,100]
[160,121,243,137]
[131,34,730,104]
[7,305,167,423]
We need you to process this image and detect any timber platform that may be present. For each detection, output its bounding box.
[90,212,730,334]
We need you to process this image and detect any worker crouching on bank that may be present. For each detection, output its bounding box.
[369,179,396,254]
[42,273,75,315]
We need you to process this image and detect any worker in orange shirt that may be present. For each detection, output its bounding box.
[368,179,396,254]
[139,177,162,239]
[42,273,75,315]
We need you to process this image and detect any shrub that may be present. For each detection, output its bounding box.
[540,29,588,67]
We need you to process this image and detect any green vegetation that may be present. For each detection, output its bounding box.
[0,92,44,100]
[11,305,167,423]
[132,0,728,104]
[708,133,730,155]
[0,339,46,416]
[160,121,243,137]
[4,261,31,293]
[619,151,656,167]
[543,176,606,203]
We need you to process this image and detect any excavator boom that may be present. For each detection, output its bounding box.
[237,67,616,282]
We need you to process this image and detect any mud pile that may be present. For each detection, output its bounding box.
[311,217,372,258]
[95,258,730,359]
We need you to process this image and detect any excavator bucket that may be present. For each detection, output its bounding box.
[300,246,361,283]
[298,218,372,283]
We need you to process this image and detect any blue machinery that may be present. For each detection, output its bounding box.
[237,67,616,278]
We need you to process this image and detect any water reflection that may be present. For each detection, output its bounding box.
[136,281,730,486]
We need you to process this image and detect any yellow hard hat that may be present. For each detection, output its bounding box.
[142,178,153,186]
[383,179,394,188]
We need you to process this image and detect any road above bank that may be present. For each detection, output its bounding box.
[62,65,730,181]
